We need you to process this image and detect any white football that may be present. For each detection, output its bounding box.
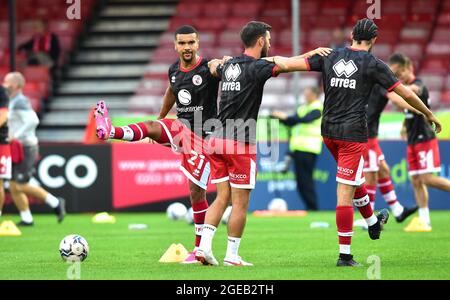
[59,234,89,262]
[167,202,188,220]
[221,206,232,224]
[268,198,288,212]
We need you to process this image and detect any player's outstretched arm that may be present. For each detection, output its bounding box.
[393,84,442,133]
[157,86,176,120]
[264,47,332,73]
[208,56,231,77]
[387,92,422,115]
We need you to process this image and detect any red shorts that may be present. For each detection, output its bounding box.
[0,144,12,180]
[207,138,257,189]
[363,138,385,172]
[323,137,366,186]
[407,138,441,176]
[156,119,210,190]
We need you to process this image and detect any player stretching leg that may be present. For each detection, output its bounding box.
[389,54,450,231]
[197,21,331,266]
[96,26,223,263]
[265,19,441,266]
[355,83,419,229]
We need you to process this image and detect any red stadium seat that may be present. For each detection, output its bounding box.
[314,15,346,29]
[232,2,262,18]
[408,13,435,26]
[0,66,9,80]
[394,43,424,61]
[372,44,393,61]
[400,27,431,43]
[321,0,350,16]
[431,28,450,43]
[169,17,198,31]
[218,31,241,48]
[194,18,225,31]
[419,73,445,90]
[376,14,406,29]
[23,66,50,83]
[438,12,450,26]
[203,3,231,18]
[262,1,290,17]
[427,42,450,56]
[410,0,438,14]
[445,76,450,90]
[257,16,290,31]
[307,29,332,46]
[225,17,250,30]
[441,91,450,104]
[382,0,408,14]
[421,57,450,75]
[175,3,203,18]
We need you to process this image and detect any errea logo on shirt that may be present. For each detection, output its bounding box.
[331,59,357,89]
[222,64,241,91]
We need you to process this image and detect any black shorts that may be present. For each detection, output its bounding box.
[12,145,38,183]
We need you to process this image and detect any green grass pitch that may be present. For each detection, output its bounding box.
[1,211,450,280]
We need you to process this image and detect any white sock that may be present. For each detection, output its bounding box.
[339,244,351,255]
[199,224,216,252]
[370,201,375,210]
[0,210,2,217]
[365,214,378,226]
[390,201,404,217]
[418,207,431,225]
[20,210,33,223]
[226,236,241,259]
[45,194,59,208]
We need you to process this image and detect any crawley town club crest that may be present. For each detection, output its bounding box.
[192,74,202,86]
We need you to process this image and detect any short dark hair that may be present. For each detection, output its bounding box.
[352,18,378,42]
[240,21,272,48]
[174,25,199,39]
[388,53,408,66]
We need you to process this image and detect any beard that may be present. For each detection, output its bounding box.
[181,51,194,63]
[260,42,269,58]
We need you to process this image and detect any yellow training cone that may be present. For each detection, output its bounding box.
[92,212,116,224]
[0,221,22,236]
[159,243,189,263]
[404,216,432,232]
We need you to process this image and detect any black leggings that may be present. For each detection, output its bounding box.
[291,151,318,211]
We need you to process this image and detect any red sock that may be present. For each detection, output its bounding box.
[366,184,376,210]
[112,122,148,141]
[353,185,375,220]
[192,200,209,248]
[336,206,353,254]
[378,177,398,206]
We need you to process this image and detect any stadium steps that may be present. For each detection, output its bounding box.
[39,0,178,142]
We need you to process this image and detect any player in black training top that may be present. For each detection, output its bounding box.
[263,18,442,266]
[94,25,224,264]
[196,21,331,267]
[0,85,11,218]
[360,82,418,225]
[389,53,450,231]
